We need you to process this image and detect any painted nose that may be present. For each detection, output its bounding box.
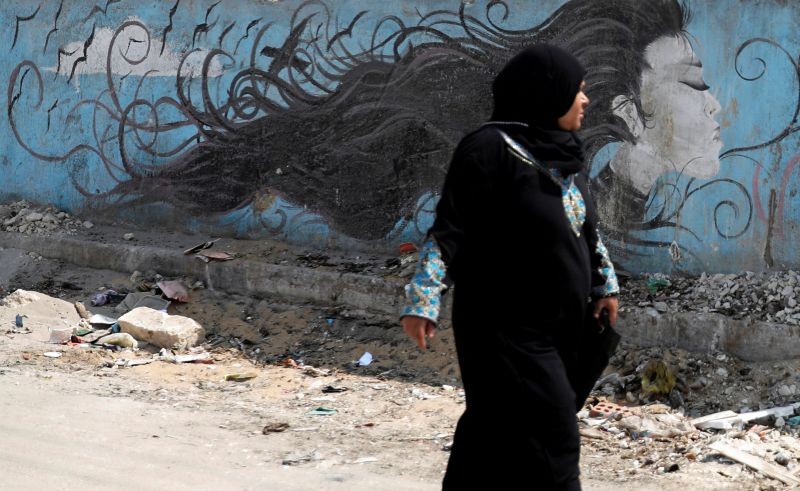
[705,93,721,117]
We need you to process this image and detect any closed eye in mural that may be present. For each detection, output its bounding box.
[6,0,799,266]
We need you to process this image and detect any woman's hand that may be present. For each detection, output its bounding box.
[593,296,619,326]
[401,315,436,350]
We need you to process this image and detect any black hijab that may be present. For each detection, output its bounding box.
[490,44,587,175]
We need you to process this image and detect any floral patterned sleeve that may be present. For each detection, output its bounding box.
[400,238,448,323]
[592,235,620,298]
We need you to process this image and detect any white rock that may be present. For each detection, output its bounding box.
[123,233,135,240]
[779,385,793,396]
[83,221,94,229]
[118,307,205,349]
[25,212,43,222]
[716,367,729,378]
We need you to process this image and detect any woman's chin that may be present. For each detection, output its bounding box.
[684,157,721,179]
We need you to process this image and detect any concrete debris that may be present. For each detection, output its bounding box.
[0,201,86,237]
[708,441,800,486]
[626,271,800,324]
[118,307,205,349]
[580,396,800,484]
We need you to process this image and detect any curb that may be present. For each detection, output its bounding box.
[2,231,799,362]
[616,308,800,362]
[0,232,406,316]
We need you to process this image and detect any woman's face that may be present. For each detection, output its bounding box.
[558,81,589,131]
[614,36,722,193]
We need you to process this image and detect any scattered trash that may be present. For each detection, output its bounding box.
[47,327,72,344]
[183,238,220,255]
[411,388,439,400]
[640,359,676,397]
[398,242,418,255]
[646,276,671,295]
[156,281,190,303]
[195,250,235,262]
[74,302,91,319]
[123,233,135,240]
[132,295,171,312]
[89,314,117,325]
[357,352,373,366]
[301,366,331,377]
[91,289,120,307]
[262,422,290,434]
[115,292,170,313]
[96,333,138,349]
[21,352,31,360]
[158,348,212,364]
[43,352,62,358]
[115,358,154,368]
[322,385,348,393]
[709,441,800,486]
[351,457,378,464]
[282,452,321,466]
[15,314,25,327]
[306,407,337,416]
[225,372,257,382]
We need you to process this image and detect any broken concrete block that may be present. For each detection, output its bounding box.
[118,307,205,349]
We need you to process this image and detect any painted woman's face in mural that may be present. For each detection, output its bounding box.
[612,36,723,194]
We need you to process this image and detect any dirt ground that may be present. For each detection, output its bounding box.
[2,217,800,489]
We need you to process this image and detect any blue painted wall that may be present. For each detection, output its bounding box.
[2,0,798,274]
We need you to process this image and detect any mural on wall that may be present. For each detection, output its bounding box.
[3,0,800,273]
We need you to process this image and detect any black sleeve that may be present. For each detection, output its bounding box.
[428,136,499,271]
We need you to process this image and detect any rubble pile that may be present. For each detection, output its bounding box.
[623,271,800,324]
[0,200,92,236]
[601,345,800,419]
[579,400,800,486]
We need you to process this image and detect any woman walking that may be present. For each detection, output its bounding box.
[400,44,620,490]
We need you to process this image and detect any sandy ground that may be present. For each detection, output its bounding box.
[0,328,747,491]
[0,219,798,489]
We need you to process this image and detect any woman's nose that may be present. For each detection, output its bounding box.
[705,93,721,117]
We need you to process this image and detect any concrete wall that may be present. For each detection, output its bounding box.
[2,0,799,274]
